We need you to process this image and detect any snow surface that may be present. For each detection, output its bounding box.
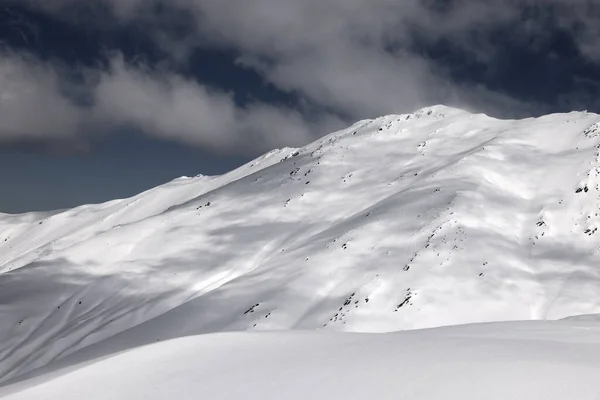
[1,320,600,399]
[2,105,600,394]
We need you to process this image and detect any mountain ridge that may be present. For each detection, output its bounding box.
[2,104,600,383]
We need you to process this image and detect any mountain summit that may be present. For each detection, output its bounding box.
[2,105,600,383]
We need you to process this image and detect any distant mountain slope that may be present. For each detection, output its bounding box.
[2,105,600,383]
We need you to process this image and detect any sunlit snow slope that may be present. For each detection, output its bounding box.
[2,105,600,383]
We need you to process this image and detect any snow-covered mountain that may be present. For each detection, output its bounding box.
[2,105,600,395]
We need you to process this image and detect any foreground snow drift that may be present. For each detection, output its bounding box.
[1,319,600,400]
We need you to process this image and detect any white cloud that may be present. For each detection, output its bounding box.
[169,0,545,118]
[0,52,85,141]
[93,55,340,152]
[0,51,335,153]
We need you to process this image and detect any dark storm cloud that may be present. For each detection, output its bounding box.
[1,0,600,153]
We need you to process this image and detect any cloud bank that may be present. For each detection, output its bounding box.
[1,0,600,153]
[0,50,336,153]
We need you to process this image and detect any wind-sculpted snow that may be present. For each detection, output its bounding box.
[2,320,600,400]
[2,105,600,384]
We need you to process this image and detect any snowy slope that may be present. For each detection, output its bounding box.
[2,105,600,384]
[1,319,600,400]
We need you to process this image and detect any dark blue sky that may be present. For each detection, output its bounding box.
[0,133,247,212]
[1,1,600,213]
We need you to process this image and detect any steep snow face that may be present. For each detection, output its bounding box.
[2,320,600,400]
[2,105,600,382]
